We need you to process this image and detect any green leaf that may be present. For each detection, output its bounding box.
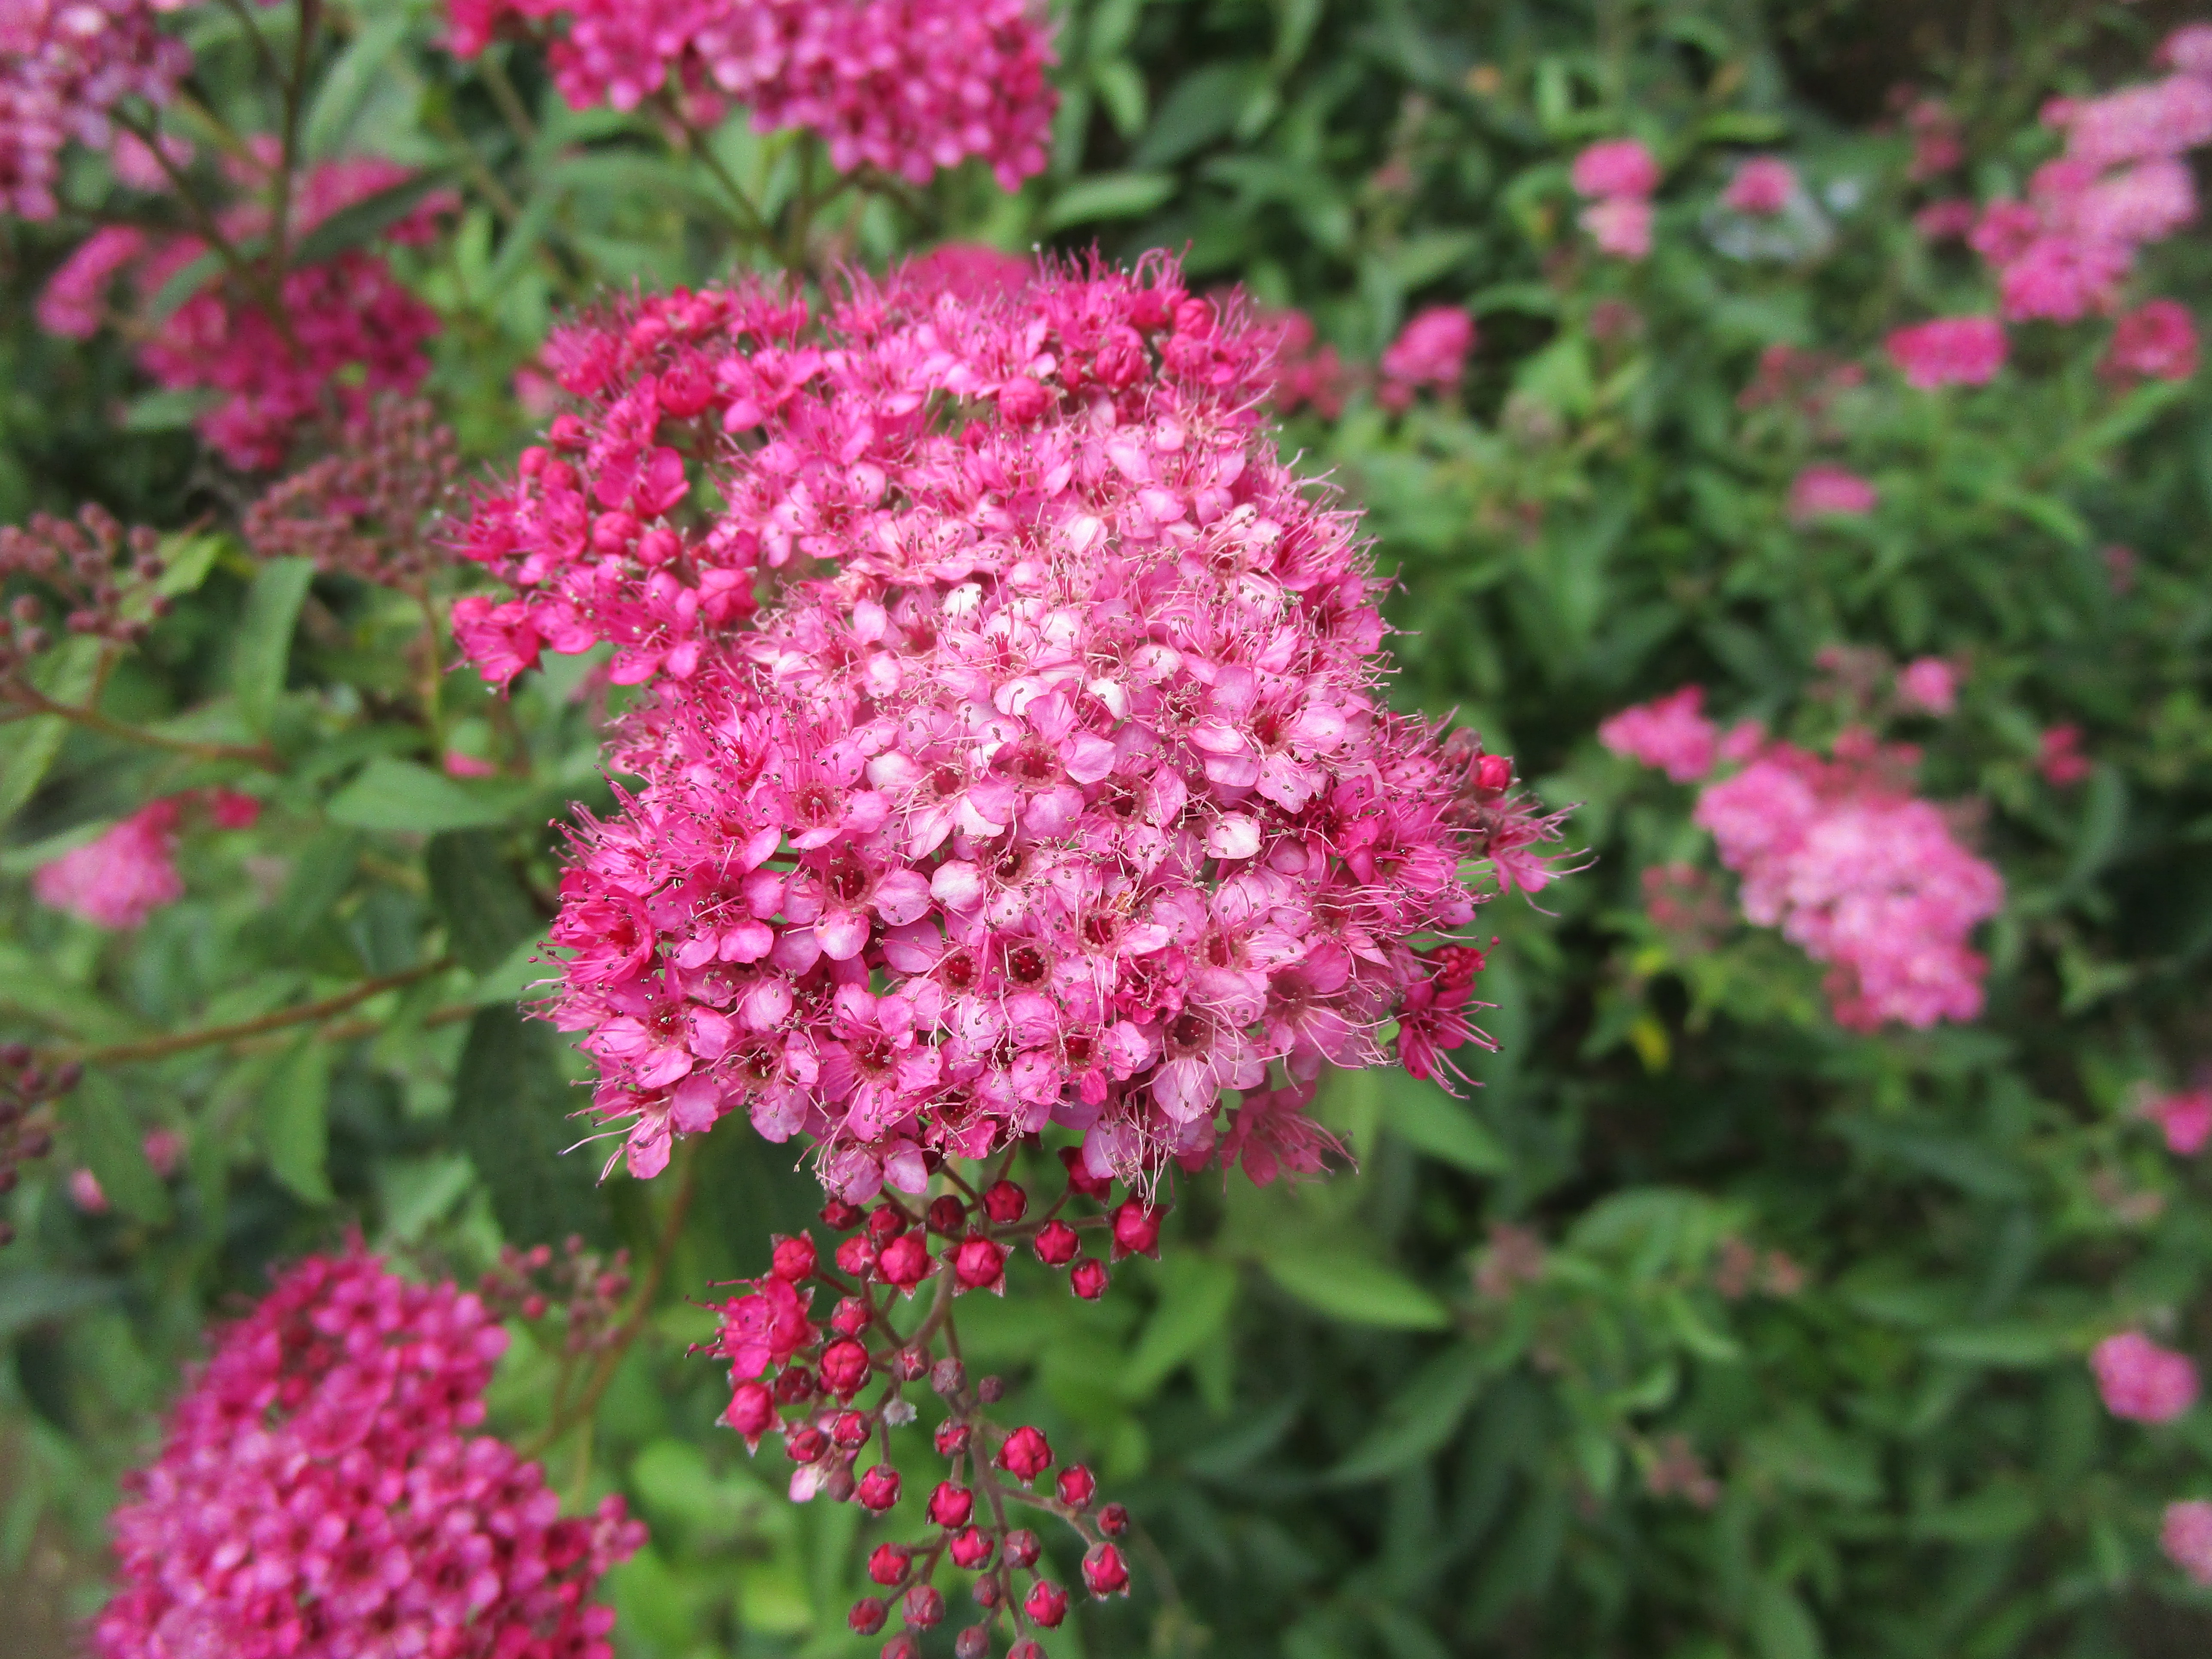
[0,635,100,824]
[1131,64,1252,168]
[260,1036,335,1205]
[66,1076,170,1226]
[1921,1323,2067,1367]
[1043,172,1177,231]
[426,831,545,972]
[1747,1580,1823,1659]
[0,1271,118,1340]
[451,1005,611,1248]
[1383,232,1482,291]
[119,386,224,432]
[1328,1340,1487,1482]
[1092,58,1149,138]
[328,758,532,833]
[146,248,226,324]
[303,12,411,158]
[1380,1072,1510,1175]
[1261,1246,1451,1329]
[231,558,315,736]
[292,169,457,267]
[1120,1253,1239,1400]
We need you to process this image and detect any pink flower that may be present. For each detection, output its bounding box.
[94,1249,644,1659]
[0,0,191,220]
[1252,307,1346,419]
[34,799,183,929]
[905,243,1034,300]
[2037,723,2091,786]
[2103,299,2199,382]
[444,749,499,777]
[1580,195,1653,259]
[1913,198,1978,240]
[1723,156,1796,215]
[1787,465,1878,523]
[1571,138,1660,200]
[35,225,145,337]
[1896,657,1958,716]
[1378,306,1474,408]
[2142,1087,2212,1155]
[2163,1500,2212,1585]
[1599,687,1719,784]
[68,1167,108,1213]
[2090,1331,2200,1423]
[1886,316,2007,389]
[2162,24,2212,81]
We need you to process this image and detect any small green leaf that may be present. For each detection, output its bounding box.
[1747,1580,1823,1659]
[1921,1323,2067,1367]
[231,558,315,736]
[1381,1072,1509,1174]
[146,248,228,324]
[1328,1340,1487,1482]
[0,635,100,824]
[66,1076,170,1226]
[119,387,224,432]
[1120,1253,1239,1400]
[303,12,411,158]
[261,1036,335,1204]
[426,831,545,972]
[1261,1247,1451,1329]
[328,758,531,833]
[1043,172,1176,231]
[452,1005,611,1248]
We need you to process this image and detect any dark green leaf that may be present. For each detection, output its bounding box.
[231,558,315,736]
[292,169,457,267]
[260,1036,334,1204]
[451,1005,611,1248]
[66,1076,170,1226]
[1329,1341,1487,1483]
[1044,172,1177,231]
[425,831,544,972]
[328,758,532,833]
[1261,1246,1451,1329]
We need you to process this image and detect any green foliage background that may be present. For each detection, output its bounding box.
[5,1,2212,1656]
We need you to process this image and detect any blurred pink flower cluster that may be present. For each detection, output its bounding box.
[1571,137,1659,260]
[1604,691,2004,1031]
[1886,316,2008,389]
[449,0,1054,191]
[1722,155,1798,216]
[1378,305,1475,410]
[0,0,189,220]
[453,257,1556,1197]
[94,1249,644,1659]
[38,153,446,468]
[2091,1330,2200,1424]
[33,787,258,930]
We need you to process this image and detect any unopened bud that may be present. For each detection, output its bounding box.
[902,1584,945,1628]
[1056,1464,1095,1507]
[982,1179,1028,1224]
[930,1357,966,1396]
[1082,1542,1129,1597]
[1033,1219,1080,1266]
[927,1481,974,1528]
[1097,1502,1129,1536]
[935,1419,972,1457]
[927,1194,967,1235]
[879,1234,932,1290]
[1003,1528,1041,1568]
[867,1543,910,1586]
[770,1233,817,1281]
[976,1374,1005,1404]
[857,1465,901,1512]
[1070,1258,1109,1300]
[849,1598,887,1635]
[1025,1579,1069,1627]
[956,1626,991,1659]
[948,1525,994,1569]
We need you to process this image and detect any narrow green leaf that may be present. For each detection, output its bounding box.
[292,170,457,267]
[261,1036,335,1204]
[0,1272,118,1340]
[1043,172,1176,231]
[426,831,545,972]
[1120,1253,1239,1400]
[303,12,411,158]
[231,558,315,736]
[451,1006,611,1247]
[1328,1341,1487,1482]
[146,248,228,324]
[1747,1580,1823,1659]
[1921,1323,2067,1367]
[1261,1247,1451,1329]
[67,1076,170,1226]
[328,758,532,833]
[0,635,100,823]
[119,387,223,432]
[1381,1073,1510,1175]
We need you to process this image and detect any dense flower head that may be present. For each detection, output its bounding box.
[94,1248,644,1659]
[453,255,1542,1196]
[450,0,1054,191]
[2091,1330,2201,1423]
[1787,465,1877,523]
[2163,1500,2212,1585]
[2164,24,2212,80]
[2103,298,2199,382]
[1598,685,1717,784]
[2143,1086,2212,1156]
[1571,138,1660,201]
[33,799,183,928]
[246,397,462,586]
[0,0,190,220]
[1885,316,2007,389]
[1896,657,1957,717]
[1377,306,1473,409]
[1722,156,1796,215]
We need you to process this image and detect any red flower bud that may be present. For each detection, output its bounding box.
[831,1410,872,1448]
[1024,1580,1069,1627]
[1475,752,1514,793]
[786,1425,828,1463]
[770,1233,817,1281]
[821,1462,857,1503]
[832,1295,872,1337]
[882,1635,921,1659]
[1058,1146,1113,1199]
[867,1206,908,1243]
[836,1235,878,1277]
[819,1338,871,1396]
[927,1481,974,1528]
[948,1525,994,1569]
[857,1465,901,1512]
[1070,1258,1109,1300]
[927,1194,967,1235]
[930,1357,966,1395]
[1009,1643,1045,1659]
[955,1624,991,1659]
[821,1197,864,1231]
[995,1425,1052,1483]
[1083,1542,1130,1597]
[951,1234,1007,1293]
[850,1597,888,1635]
[1056,1463,1095,1507]
[935,1419,972,1457]
[1033,1220,1080,1266]
[867,1543,910,1586]
[1109,1198,1161,1261]
[972,1573,1003,1609]
[774,1364,816,1403]
[879,1234,933,1290]
[1003,1528,1041,1568]
[902,1584,945,1628]
[723,1380,775,1441]
[982,1179,1028,1224]
[1098,1502,1129,1536]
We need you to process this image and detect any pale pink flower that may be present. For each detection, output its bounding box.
[1571,138,1660,200]
[68,1167,109,1212]
[2103,299,2199,381]
[2162,24,2212,81]
[1378,306,1474,408]
[2090,1331,2200,1422]
[1580,195,1653,259]
[2142,1087,2212,1155]
[34,799,183,929]
[2163,1500,2212,1585]
[1886,316,2007,388]
[1896,657,1957,716]
[1599,687,1718,783]
[1787,465,1877,522]
[1723,156,1796,215]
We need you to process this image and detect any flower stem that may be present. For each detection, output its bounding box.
[3,684,284,769]
[56,958,453,1066]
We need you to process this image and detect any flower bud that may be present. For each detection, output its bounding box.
[882,1636,921,1659]
[832,1295,871,1337]
[774,1364,816,1403]
[973,1573,1003,1608]
[927,1194,967,1235]
[931,1357,967,1396]
[821,1197,864,1231]
[831,1410,872,1448]
[836,1236,878,1276]
[867,1543,911,1586]
[637,526,683,565]
[849,1597,888,1635]
[976,1374,1005,1404]
[867,1206,909,1243]
[785,1425,829,1463]
[1033,1220,1080,1266]
[956,1626,992,1659]
[820,1339,871,1396]
[1475,752,1514,793]
[771,1233,817,1281]
[857,1465,902,1512]
[1025,1580,1069,1627]
[952,1235,1007,1293]
[997,376,1050,424]
[1056,1464,1095,1507]
[724,1381,775,1440]
[1009,1643,1045,1659]
[1070,1258,1109,1300]
[902,1584,945,1628]
[1097,1502,1129,1537]
[1002,1528,1041,1569]
[879,1234,932,1290]
[927,1481,974,1528]
[820,1462,857,1503]
[982,1178,1029,1224]
[890,1345,929,1381]
[1057,1146,1113,1200]
[1082,1542,1129,1597]
[996,1425,1052,1483]
[948,1525,994,1568]
[1109,1199,1161,1261]
[935,1419,972,1457]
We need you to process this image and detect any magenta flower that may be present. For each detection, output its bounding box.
[2142,1086,2212,1155]
[2163,1500,2212,1584]
[1896,657,1958,717]
[1787,465,1878,523]
[2103,299,2199,382]
[2037,723,2091,787]
[0,0,190,221]
[1571,138,1660,201]
[93,1249,643,1659]
[1885,316,2007,389]
[1722,156,1796,215]
[1598,687,1719,784]
[34,799,183,929]
[2091,1331,2201,1423]
[1377,306,1474,409]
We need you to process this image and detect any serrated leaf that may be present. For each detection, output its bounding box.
[1261,1246,1451,1329]
[452,1005,611,1248]
[1328,1340,1487,1482]
[1120,1253,1239,1401]
[1043,172,1176,231]
[261,1036,334,1204]
[328,758,531,833]
[67,1075,169,1226]
[231,558,314,736]
[426,831,544,972]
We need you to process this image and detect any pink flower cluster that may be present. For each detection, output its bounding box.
[1251,307,1346,419]
[453,258,1552,1199]
[0,0,189,220]
[39,155,444,468]
[1378,306,1474,410]
[2102,297,2199,383]
[1886,316,2008,389]
[1604,693,2005,1031]
[94,1249,644,1659]
[2142,1086,2212,1155]
[2090,1330,2200,1423]
[1787,464,1878,523]
[1723,156,1797,216]
[1572,137,1659,260]
[1972,32,2212,323]
[34,788,258,929]
[2164,1500,2212,1585]
[450,0,1054,191]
